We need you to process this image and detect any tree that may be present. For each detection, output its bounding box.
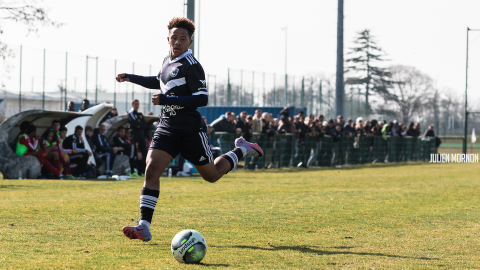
[387,65,434,124]
[345,29,391,116]
[0,0,62,61]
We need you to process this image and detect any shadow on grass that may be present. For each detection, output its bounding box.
[229,245,438,261]
[195,263,230,267]
[0,185,36,189]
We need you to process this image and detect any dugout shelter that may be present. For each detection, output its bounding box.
[0,110,91,179]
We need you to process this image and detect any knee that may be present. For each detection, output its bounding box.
[202,174,219,183]
[52,152,59,159]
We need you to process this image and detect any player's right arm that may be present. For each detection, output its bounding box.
[116,73,160,89]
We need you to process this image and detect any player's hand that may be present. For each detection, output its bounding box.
[87,150,92,156]
[72,149,79,154]
[152,93,161,105]
[116,73,130,83]
[113,147,118,154]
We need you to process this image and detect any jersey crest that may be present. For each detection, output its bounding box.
[171,68,179,78]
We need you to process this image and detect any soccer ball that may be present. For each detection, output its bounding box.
[171,229,207,264]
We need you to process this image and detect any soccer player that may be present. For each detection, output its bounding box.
[117,17,263,243]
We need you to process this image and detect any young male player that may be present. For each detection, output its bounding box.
[117,17,263,243]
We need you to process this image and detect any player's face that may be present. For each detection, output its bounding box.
[117,129,125,138]
[52,123,60,132]
[168,28,193,59]
[75,129,83,138]
[132,101,140,111]
[60,131,67,139]
[47,133,53,142]
[99,126,106,136]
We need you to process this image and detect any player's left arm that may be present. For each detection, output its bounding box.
[152,64,208,107]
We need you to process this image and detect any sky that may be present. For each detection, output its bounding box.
[2,0,480,105]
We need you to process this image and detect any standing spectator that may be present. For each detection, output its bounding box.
[355,118,365,137]
[236,111,247,134]
[93,124,118,176]
[414,123,421,137]
[202,116,207,124]
[406,122,416,137]
[297,110,304,118]
[79,99,90,112]
[278,115,293,134]
[67,101,76,112]
[211,112,239,133]
[101,107,118,123]
[344,118,356,137]
[63,126,92,177]
[424,124,435,138]
[128,99,148,176]
[252,109,262,133]
[244,115,254,142]
[281,107,291,119]
[271,118,279,130]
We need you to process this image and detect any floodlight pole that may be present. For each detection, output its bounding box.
[464,28,480,154]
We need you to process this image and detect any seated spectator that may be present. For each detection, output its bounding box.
[58,126,76,178]
[85,126,104,173]
[113,126,131,156]
[63,126,92,177]
[206,124,214,146]
[79,99,90,112]
[92,124,118,176]
[14,120,31,148]
[113,126,136,176]
[344,118,356,137]
[101,107,118,123]
[252,109,262,133]
[39,129,62,178]
[16,124,38,157]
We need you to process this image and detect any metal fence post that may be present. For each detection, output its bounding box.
[301,76,305,108]
[252,71,254,106]
[19,45,22,113]
[227,68,231,105]
[43,49,46,109]
[95,57,98,104]
[65,52,68,111]
[85,55,88,100]
[132,62,135,100]
[114,60,117,108]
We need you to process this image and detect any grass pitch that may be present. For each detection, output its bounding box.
[1,162,479,269]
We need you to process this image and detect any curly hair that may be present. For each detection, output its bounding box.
[168,17,195,39]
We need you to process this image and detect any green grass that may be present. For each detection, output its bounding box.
[1,162,480,269]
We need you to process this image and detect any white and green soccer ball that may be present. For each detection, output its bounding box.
[171,229,207,264]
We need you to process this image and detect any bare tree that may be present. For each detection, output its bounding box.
[387,65,434,124]
[0,0,62,61]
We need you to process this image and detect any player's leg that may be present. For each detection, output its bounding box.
[185,132,263,182]
[123,131,178,243]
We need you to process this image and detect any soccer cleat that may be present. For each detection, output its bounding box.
[130,172,140,177]
[122,224,152,243]
[235,137,264,158]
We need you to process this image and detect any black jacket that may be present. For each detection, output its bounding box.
[113,135,131,156]
[211,117,236,133]
[128,109,147,139]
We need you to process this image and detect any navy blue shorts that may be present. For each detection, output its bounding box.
[149,130,214,166]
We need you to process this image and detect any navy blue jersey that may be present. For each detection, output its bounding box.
[155,49,207,135]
